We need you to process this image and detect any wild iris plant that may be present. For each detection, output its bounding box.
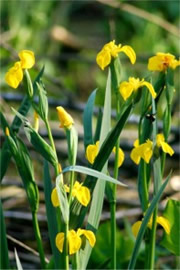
[1,43,179,270]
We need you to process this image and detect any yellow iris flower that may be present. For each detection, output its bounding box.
[119,77,156,101]
[86,141,124,167]
[5,50,35,88]
[132,215,170,237]
[96,40,136,70]
[156,134,174,156]
[56,106,74,129]
[56,228,96,255]
[148,52,180,72]
[51,181,90,207]
[130,139,153,165]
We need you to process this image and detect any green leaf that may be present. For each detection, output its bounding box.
[94,108,102,143]
[33,81,49,121]
[0,200,10,269]
[6,134,39,213]
[0,66,44,182]
[43,161,62,269]
[14,249,23,270]
[66,126,78,166]
[63,165,126,187]
[128,172,172,270]
[83,89,97,148]
[161,199,180,255]
[56,174,69,224]
[79,68,112,269]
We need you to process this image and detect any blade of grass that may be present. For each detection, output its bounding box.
[83,89,97,148]
[43,161,62,269]
[62,165,127,187]
[14,249,23,270]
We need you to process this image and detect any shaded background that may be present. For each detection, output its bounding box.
[0,0,179,269]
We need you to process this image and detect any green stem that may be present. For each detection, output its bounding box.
[64,222,69,270]
[142,162,149,211]
[45,119,59,176]
[68,170,75,204]
[148,207,158,270]
[32,212,46,269]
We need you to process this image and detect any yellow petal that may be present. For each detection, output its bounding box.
[5,127,10,136]
[18,50,35,69]
[77,229,96,247]
[96,49,111,70]
[148,55,164,71]
[134,139,139,148]
[119,45,136,64]
[141,140,153,164]
[51,187,60,207]
[5,61,23,88]
[140,81,157,99]
[119,81,134,101]
[161,142,174,156]
[55,232,64,253]
[156,133,165,147]
[64,185,70,193]
[56,106,74,129]
[157,216,171,234]
[170,59,180,69]
[132,221,142,237]
[75,186,91,206]
[68,230,82,255]
[130,147,141,165]
[117,148,125,167]
[148,53,176,72]
[86,142,99,164]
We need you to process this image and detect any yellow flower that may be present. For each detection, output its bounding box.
[5,61,23,89]
[18,50,35,69]
[148,52,180,72]
[156,134,174,156]
[132,215,170,237]
[5,50,35,89]
[86,141,124,167]
[56,229,96,255]
[119,77,156,101]
[130,139,153,165]
[56,106,74,129]
[96,40,136,70]
[51,181,90,207]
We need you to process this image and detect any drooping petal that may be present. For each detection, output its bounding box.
[51,187,60,207]
[77,229,96,247]
[5,61,23,88]
[134,139,139,148]
[119,81,134,101]
[132,221,142,237]
[140,81,157,99]
[148,55,164,71]
[156,216,171,234]
[170,59,180,69]
[56,106,74,129]
[141,140,153,164]
[86,142,99,164]
[55,232,65,253]
[130,147,141,165]
[156,133,165,147]
[112,147,124,167]
[161,142,174,156]
[72,181,91,206]
[18,50,35,69]
[68,230,82,255]
[119,45,136,64]
[96,49,111,70]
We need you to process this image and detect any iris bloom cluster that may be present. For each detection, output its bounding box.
[86,141,124,167]
[132,214,170,237]
[5,50,35,88]
[51,181,90,207]
[148,52,180,72]
[130,134,174,165]
[56,228,96,255]
[96,40,136,70]
[119,77,156,101]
